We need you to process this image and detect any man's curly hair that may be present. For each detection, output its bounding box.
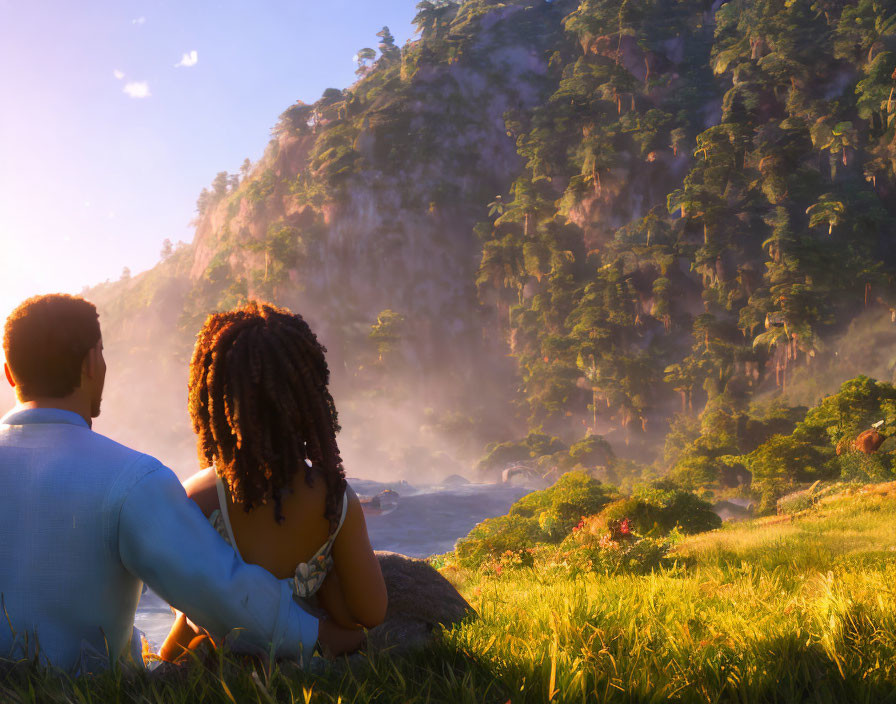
[188,301,346,528]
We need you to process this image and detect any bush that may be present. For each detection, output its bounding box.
[455,472,617,568]
[567,435,615,468]
[455,513,542,568]
[660,490,723,534]
[669,454,720,488]
[839,452,893,483]
[510,471,618,531]
[631,480,722,534]
[558,528,671,576]
[454,474,718,570]
[596,498,665,535]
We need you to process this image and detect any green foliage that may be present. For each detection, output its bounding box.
[455,512,543,567]
[456,471,618,567]
[796,375,896,448]
[567,434,615,468]
[455,471,720,570]
[172,0,896,504]
[509,471,616,523]
[368,309,407,363]
[558,531,672,576]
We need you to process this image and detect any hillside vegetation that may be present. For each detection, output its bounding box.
[88,0,896,482]
[5,483,896,702]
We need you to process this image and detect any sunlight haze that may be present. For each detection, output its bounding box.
[0,0,415,323]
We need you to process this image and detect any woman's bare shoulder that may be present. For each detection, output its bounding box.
[182,467,220,517]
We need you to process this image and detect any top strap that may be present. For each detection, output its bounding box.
[327,492,349,545]
[214,473,241,557]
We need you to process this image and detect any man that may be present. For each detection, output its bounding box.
[0,294,330,672]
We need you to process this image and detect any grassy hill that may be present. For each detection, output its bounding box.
[6,482,896,702]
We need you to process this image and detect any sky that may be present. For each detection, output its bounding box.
[0,0,418,321]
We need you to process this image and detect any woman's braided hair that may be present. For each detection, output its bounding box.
[188,301,346,529]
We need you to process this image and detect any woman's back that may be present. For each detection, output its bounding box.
[185,467,335,581]
[184,464,384,633]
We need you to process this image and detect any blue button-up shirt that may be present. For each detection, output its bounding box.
[0,407,317,672]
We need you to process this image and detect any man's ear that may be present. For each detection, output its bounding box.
[82,345,98,380]
[4,363,15,389]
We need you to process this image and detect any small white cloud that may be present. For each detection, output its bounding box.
[132,16,145,25]
[175,50,198,68]
[113,69,125,80]
[123,81,151,98]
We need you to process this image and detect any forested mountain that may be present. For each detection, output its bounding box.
[88,0,896,490]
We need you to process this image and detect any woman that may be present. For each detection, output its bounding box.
[160,302,387,661]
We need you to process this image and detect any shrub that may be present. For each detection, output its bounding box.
[660,490,723,534]
[631,480,722,534]
[596,498,665,535]
[558,528,671,576]
[455,472,617,568]
[839,452,893,483]
[455,513,542,568]
[510,471,618,531]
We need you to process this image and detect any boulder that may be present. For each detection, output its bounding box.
[364,551,475,654]
[854,429,884,455]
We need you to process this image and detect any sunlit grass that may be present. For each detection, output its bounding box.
[4,484,896,702]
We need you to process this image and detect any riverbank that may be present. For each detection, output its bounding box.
[7,482,896,702]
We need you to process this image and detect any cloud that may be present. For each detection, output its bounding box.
[175,50,198,68]
[132,16,145,25]
[123,81,151,98]
[113,69,125,80]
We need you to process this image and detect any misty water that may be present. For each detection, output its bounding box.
[135,477,531,649]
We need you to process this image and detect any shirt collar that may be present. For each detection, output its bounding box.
[0,407,90,429]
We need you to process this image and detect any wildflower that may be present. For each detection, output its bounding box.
[619,518,631,536]
[598,533,619,550]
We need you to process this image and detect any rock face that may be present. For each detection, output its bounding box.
[365,551,474,654]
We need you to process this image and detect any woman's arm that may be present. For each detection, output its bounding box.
[325,486,388,629]
[158,467,226,661]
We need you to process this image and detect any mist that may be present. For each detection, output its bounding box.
[50,261,521,485]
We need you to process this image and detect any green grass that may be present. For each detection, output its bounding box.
[5,484,896,702]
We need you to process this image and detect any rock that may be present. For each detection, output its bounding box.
[855,429,884,455]
[364,551,475,654]
[441,474,470,486]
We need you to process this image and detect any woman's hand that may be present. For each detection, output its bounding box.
[329,486,388,628]
[317,616,365,657]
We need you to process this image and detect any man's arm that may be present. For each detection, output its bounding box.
[117,463,317,662]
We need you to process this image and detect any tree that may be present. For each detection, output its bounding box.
[413,0,457,41]
[211,171,229,199]
[196,188,212,215]
[160,238,173,260]
[120,267,131,281]
[240,158,252,179]
[354,47,377,76]
[806,195,845,235]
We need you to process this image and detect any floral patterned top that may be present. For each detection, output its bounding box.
[209,474,348,599]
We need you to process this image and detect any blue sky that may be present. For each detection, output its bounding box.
[0,0,417,319]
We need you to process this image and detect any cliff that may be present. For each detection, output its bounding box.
[86,0,896,480]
